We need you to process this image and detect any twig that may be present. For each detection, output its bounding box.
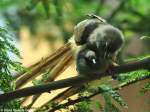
[26,51,73,107]
[48,75,150,112]
[0,57,150,103]
[14,42,68,79]
[34,87,81,112]
[16,43,71,89]
[35,87,79,111]
[46,51,73,82]
[35,87,75,111]
[51,87,79,103]
[14,62,38,79]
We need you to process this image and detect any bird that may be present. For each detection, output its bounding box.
[73,14,124,76]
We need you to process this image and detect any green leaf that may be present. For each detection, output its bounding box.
[73,101,92,112]
[99,85,127,109]
[103,93,121,112]
[32,69,50,85]
[117,70,150,83]
[0,26,24,108]
[109,89,128,108]
[141,81,150,94]
[95,101,103,111]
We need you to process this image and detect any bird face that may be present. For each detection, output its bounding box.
[76,47,110,75]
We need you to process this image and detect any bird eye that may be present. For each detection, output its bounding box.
[92,58,96,64]
[85,57,97,66]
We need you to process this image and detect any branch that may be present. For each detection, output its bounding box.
[50,87,79,102]
[25,51,73,107]
[48,75,150,112]
[16,43,71,89]
[35,87,79,111]
[0,57,150,103]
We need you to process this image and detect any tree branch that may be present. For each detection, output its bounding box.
[25,51,73,108]
[0,57,150,103]
[48,75,150,112]
[16,43,71,89]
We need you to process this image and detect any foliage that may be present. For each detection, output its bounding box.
[89,84,127,112]
[0,26,24,108]
[99,85,128,108]
[140,81,150,94]
[72,66,150,112]
[117,70,150,83]
[103,93,121,112]
[95,101,103,111]
[32,69,50,85]
[71,101,92,112]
